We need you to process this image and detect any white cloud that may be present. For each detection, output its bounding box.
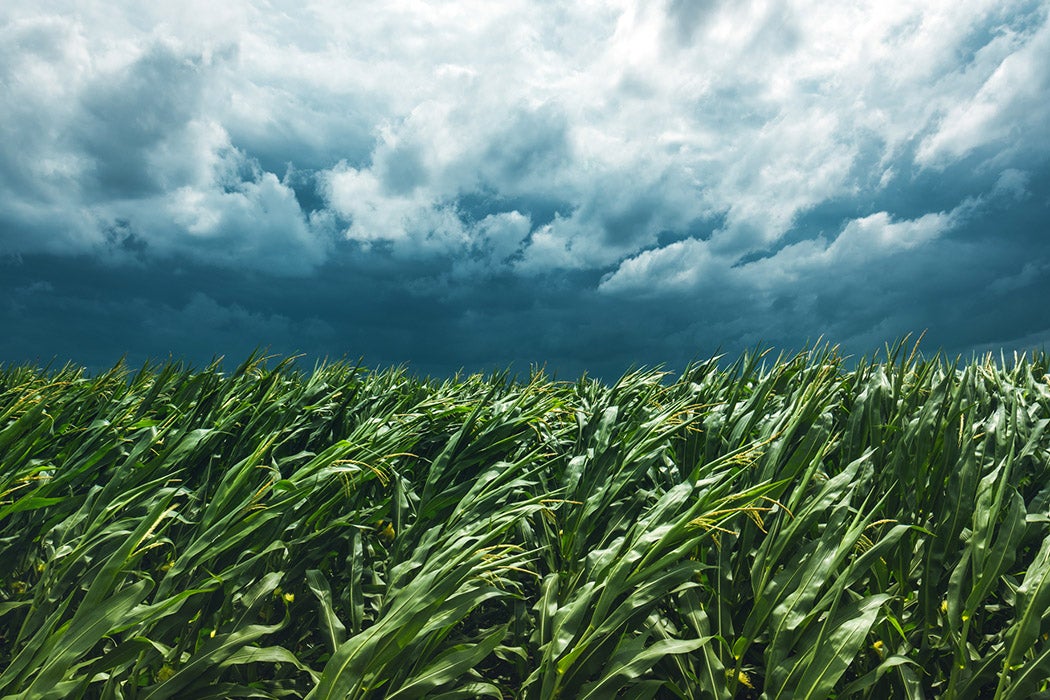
[0,15,330,273]
[166,170,325,271]
[737,206,963,289]
[600,205,962,296]
[473,211,530,261]
[825,210,956,258]
[1,0,1047,284]
[451,211,532,278]
[918,12,1050,167]
[597,237,721,295]
[324,164,424,245]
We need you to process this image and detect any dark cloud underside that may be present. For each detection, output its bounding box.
[2,1,1049,376]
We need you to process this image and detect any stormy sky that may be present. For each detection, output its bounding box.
[2,1,1049,378]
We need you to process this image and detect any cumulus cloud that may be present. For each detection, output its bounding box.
[1,0,1049,371]
[4,1,1047,270]
[597,238,719,295]
[0,11,325,274]
[600,206,964,296]
[918,9,1050,168]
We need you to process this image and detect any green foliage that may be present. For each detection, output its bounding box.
[1,341,1049,698]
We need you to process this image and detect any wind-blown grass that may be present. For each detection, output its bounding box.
[1,342,1048,698]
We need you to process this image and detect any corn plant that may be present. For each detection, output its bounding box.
[1,343,1049,698]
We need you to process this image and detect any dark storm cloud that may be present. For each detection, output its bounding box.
[600,160,1050,360]
[376,142,429,196]
[2,1,1049,376]
[224,93,376,177]
[1,253,334,371]
[478,105,573,191]
[0,252,636,378]
[0,13,329,272]
[76,43,208,198]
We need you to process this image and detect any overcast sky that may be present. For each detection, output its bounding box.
[2,1,1049,378]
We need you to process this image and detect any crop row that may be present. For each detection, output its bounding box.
[1,342,1049,698]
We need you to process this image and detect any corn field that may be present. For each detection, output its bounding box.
[1,342,1049,699]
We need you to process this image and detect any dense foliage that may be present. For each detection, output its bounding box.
[1,342,1049,699]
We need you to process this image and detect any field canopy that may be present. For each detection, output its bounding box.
[1,342,1049,698]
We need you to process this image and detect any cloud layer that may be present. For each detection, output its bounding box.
[2,1,1049,374]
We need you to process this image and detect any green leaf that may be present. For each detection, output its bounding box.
[386,625,506,699]
[306,569,347,654]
